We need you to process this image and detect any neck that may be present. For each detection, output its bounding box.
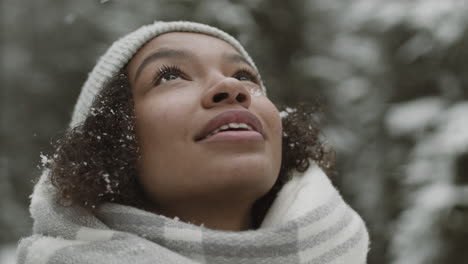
[150,199,254,231]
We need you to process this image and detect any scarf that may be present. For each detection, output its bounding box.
[17,164,369,264]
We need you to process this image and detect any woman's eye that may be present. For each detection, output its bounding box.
[237,75,251,81]
[234,68,259,84]
[160,73,181,83]
[153,65,183,86]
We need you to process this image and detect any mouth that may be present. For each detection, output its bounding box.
[194,110,264,142]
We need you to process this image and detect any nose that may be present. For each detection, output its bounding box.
[201,77,252,109]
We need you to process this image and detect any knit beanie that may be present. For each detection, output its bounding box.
[70,21,263,128]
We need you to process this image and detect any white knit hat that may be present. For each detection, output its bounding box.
[70,21,263,128]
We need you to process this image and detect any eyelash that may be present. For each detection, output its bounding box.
[233,67,261,84]
[152,65,260,86]
[152,65,183,85]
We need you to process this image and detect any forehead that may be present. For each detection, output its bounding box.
[128,32,241,68]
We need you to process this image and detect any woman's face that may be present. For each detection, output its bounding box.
[127,32,282,210]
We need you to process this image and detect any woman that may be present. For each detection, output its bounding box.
[17,21,369,263]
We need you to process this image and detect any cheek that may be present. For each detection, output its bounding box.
[133,100,181,177]
[132,91,197,167]
[262,100,282,142]
[134,103,166,145]
[272,109,283,163]
[256,98,283,162]
[132,98,188,198]
[133,93,189,145]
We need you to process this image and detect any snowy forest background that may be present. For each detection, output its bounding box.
[1,0,468,263]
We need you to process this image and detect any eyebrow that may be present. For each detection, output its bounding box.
[134,48,255,83]
[134,49,193,82]
[223,53,253,68]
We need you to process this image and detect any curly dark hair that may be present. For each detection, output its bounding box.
[46,71,335,228]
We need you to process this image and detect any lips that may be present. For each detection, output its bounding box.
[194,110,264,141]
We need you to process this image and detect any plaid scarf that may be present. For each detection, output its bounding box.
[17,164,369,264]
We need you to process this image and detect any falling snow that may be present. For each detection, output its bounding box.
[64,13,76,24]
[102,173,113,194]
[4,1,468,263]
[39,153,52,167]
[279,107,297,119]
[279,111,289,119]
[247,87,264,97]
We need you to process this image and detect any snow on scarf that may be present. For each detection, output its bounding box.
[17,163,369,264]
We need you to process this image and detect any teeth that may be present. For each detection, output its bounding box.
[206,123,254,137]
[238,123,249,129]
[210,128,221,135]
